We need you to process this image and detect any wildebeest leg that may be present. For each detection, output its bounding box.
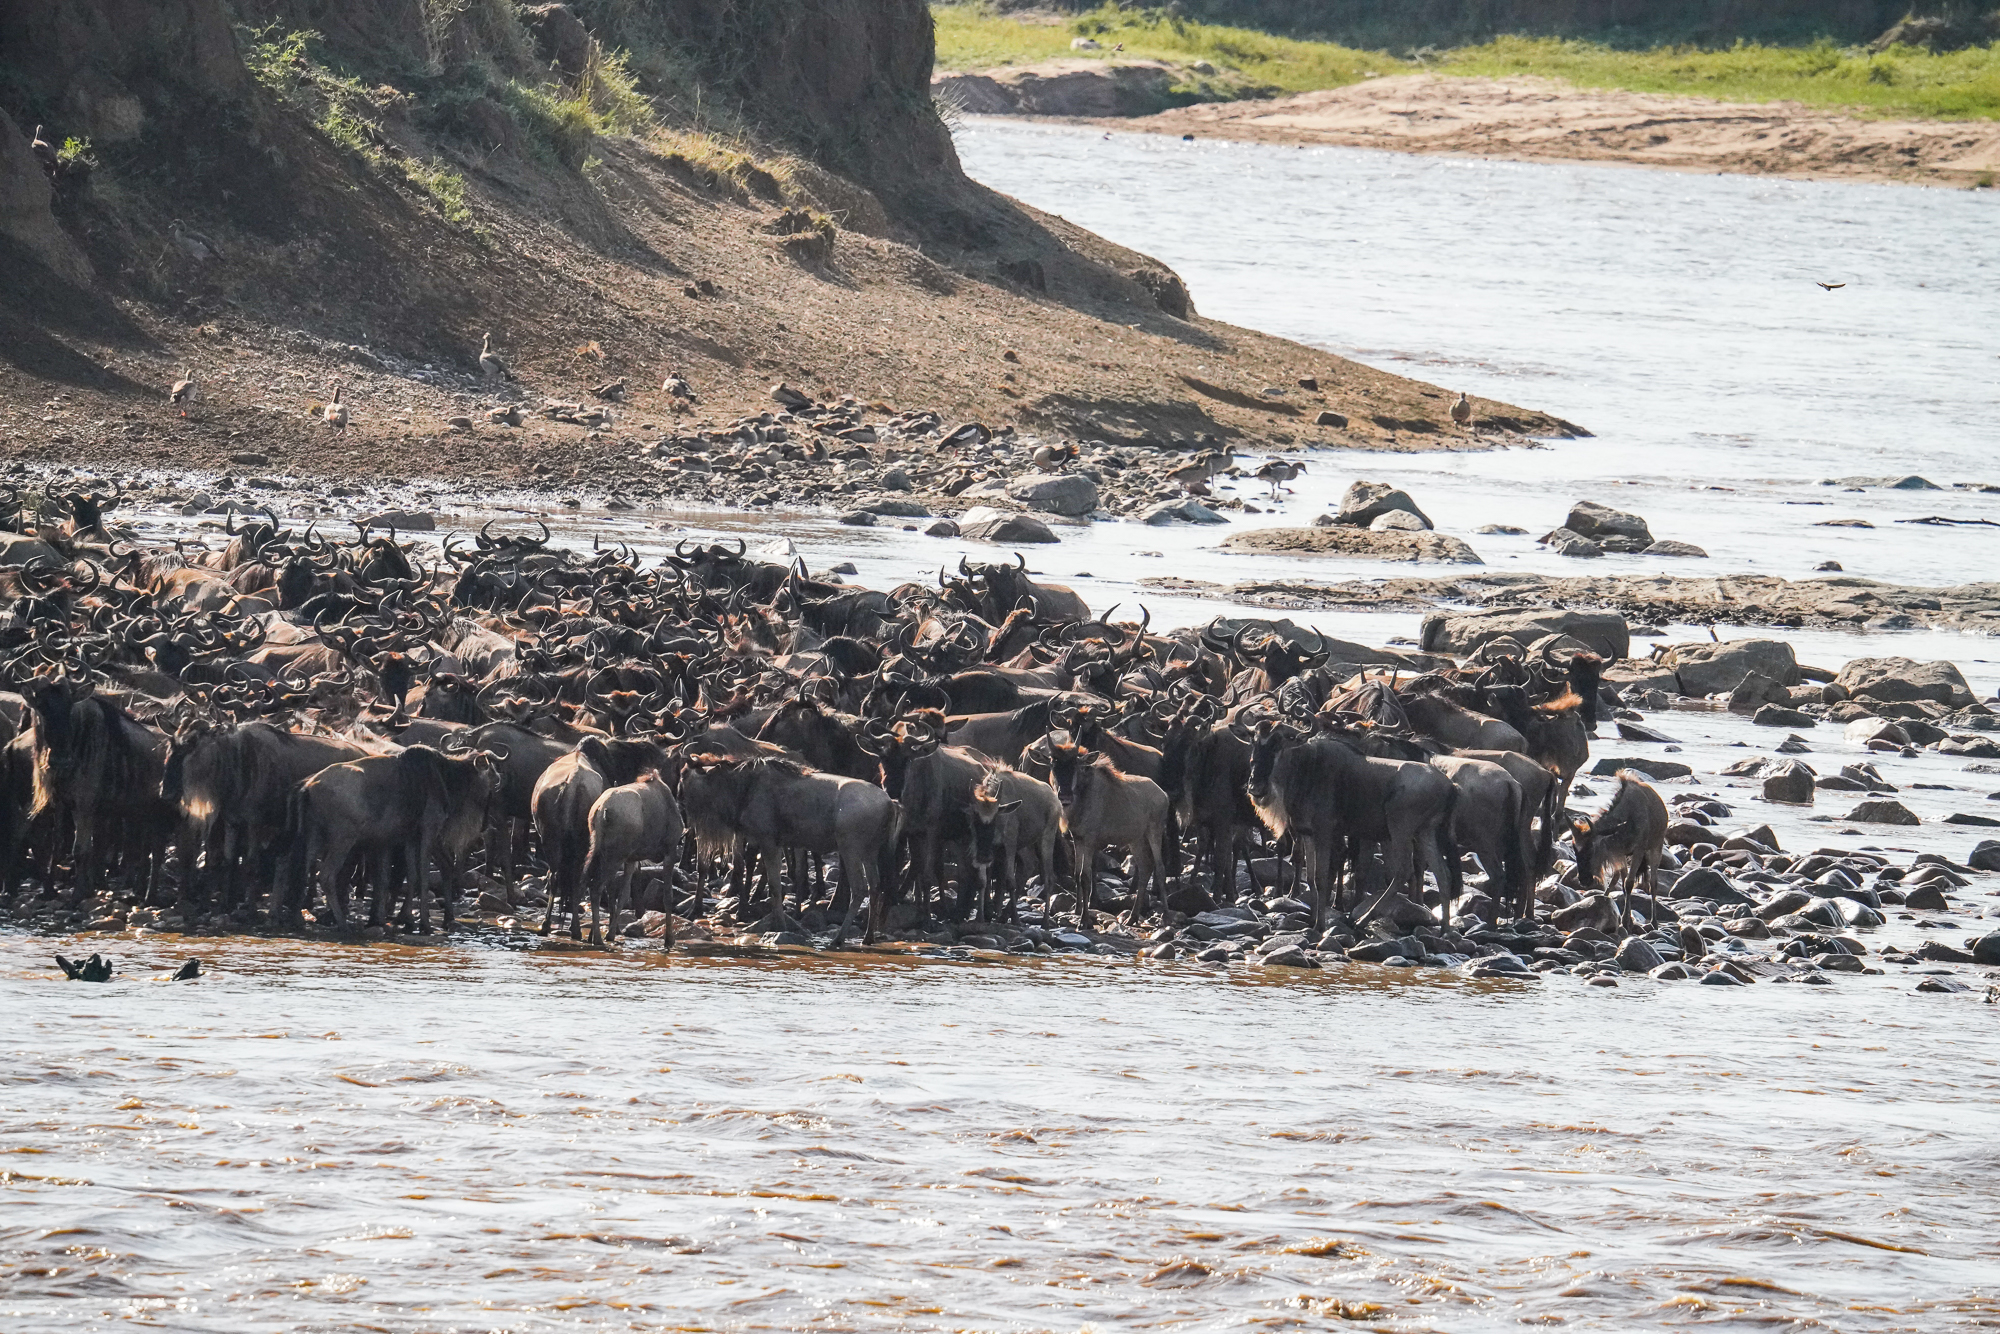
[368,848,392,929]
[67,815,97,908]
[617,859,638,937]
[1073,832,1095,932]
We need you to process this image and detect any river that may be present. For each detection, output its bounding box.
[7,124,2000,1331]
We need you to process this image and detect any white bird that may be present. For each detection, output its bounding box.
[323,383,348,430]
[30,125,57,173]
[1449,392,1473,430]
[169,367,199,414]
[479,332,507,381]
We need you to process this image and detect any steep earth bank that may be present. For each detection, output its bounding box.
[0,0,1573,494]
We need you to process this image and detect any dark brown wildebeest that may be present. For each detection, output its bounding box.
[1247,720,1456,931]
[580,770,684,946]
[1046,738,1169,929]
[857,716,989,921]
[284,742,504,931]
[1571,771,1669,933]
[678,752,898,945]
[531,737,671,938]
[164,718,392,913]
[20,676,175,904]
[965,765,1062,923]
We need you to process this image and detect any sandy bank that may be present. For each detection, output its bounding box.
[1064,72,2000,188]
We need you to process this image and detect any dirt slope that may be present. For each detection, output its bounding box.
[0,1,1577,491]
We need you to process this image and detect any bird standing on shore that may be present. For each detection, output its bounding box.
[169,367,199,415]
[1450,392,1473,430]
[591,378,626,402]
[1254,457,1305,500]
[661,371,695,401]
[479,332,508,381]
[323,383,348,430]
[487,403,523,427]
[1032,442,1078,472]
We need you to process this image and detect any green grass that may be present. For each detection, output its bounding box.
[1438,35,2000,120]
[933,3,1387,95]
[932,4,2000,120]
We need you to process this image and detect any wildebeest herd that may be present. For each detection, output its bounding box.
[0,478,1657,951]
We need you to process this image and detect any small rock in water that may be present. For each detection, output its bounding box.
[1475,523,1527,535]
[1846,798,1919,826]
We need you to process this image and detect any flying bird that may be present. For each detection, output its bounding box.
[1816,281,1846,291]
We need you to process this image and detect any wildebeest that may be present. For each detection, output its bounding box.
[580,769,684,945]
[283,742,503,930]
[21,677,175,903]
[1047,738,1169,928]
[1247,721,1456,931]
[965,764,1062,923]
[678,752,898,944]
[1570,771,1668,933]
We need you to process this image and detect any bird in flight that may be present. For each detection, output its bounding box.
[1816,281,1846,290]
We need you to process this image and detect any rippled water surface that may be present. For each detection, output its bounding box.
[6,934,1999,1331]
[13,126,2000,1331]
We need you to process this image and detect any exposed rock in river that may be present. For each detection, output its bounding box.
[1220,525,1482,563]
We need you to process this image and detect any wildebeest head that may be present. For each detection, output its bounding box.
[966,768,1020,868]
[1244,718,1309,806]
[856,717,940,801]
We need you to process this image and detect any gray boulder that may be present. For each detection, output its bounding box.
[1613,936,1665,973]
[1566,500,1653,545]
[862,497,932,518]
[1590,756,1692,780]
[1538,526,1602,557]
[1728,670,1788,713]
[1141,498,1228,525]
[1420,608,1630,661]
[1836,656,1976,709]
[1335,481,1431,529]
[1644,539,1708,558]
[360,510,436,532]
[1370,509,1427,532]
[1663,639,1801,695]
[1973,932,2000,966]
[923,518,960,538]
[1846,798,1920,826]
[959,507,1058,544]
[1760,759,1816,805]
[1008,473,1098,517]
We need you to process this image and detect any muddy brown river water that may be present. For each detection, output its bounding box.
[5,930,1997,1331]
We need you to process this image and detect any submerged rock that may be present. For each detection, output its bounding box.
[1847,798,1920,826]
[1220,525,1481,564]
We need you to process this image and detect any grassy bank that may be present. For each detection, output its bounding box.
[932,4,2000,120]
